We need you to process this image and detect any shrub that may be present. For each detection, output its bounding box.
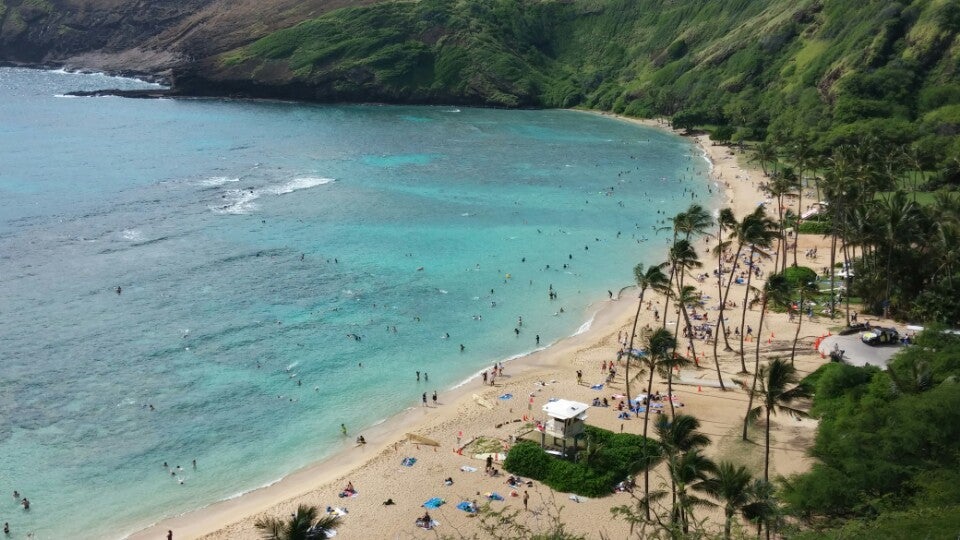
[782,265,818,289]
[503,441,552,479]
[503,426,658,497]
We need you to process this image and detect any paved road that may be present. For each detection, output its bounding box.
[818,334,904,368]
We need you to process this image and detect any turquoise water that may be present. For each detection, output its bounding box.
[0,68,710,539]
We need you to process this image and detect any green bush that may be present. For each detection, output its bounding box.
[502,441,552,479]
[782,265,818,290]
[798,219,831,235]
[503,426,658,497]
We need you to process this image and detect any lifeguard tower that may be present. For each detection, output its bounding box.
[539,399,589,459]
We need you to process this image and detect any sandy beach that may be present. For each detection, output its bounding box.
[129,116,856,540]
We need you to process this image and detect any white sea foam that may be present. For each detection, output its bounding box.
[121,229,144,242]
[265,176,335,195]
[210,176,334,214]
[574,314,596,335]
[201,176,240,187]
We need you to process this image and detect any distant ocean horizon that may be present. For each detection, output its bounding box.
[0,67,711,539]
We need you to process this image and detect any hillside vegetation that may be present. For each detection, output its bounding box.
[175,0,960,164]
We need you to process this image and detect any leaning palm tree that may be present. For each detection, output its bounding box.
[625,262,670,402]
[702,461,755,540]
[669,239,703,362]
[675,285,703,369]
[255,504,341,540]
[789,278,820,365]
[745,359,811,481]
[713,208,739,358]
[736,209,779,375]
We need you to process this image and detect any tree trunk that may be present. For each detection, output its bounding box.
[794,174,803,267]
[713,227,728,391]
[738,247,756,373]
[789,289,805,366]
[676,273,699,369]
[764,405,772,482]
[625,288,648,406]
[829,233,837,319]
[742,296,767,441]
[641,361,656,521]
[721,243,746,352]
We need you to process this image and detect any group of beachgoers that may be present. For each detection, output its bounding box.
[5,490,30,536]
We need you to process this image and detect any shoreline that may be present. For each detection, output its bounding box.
[126,288,644,540]
[127,112,753,540]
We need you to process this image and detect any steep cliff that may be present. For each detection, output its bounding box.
[0,0,377,76]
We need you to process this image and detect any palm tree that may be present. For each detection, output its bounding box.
[787,136,813,267]
[702,461,754,540]
[655,414,712,530]
[742,479,781,540]
[640,328,676,520]
[625,262,670,402]
[663,205,713,330]
[255,504,341,540]
[745,359,811,481]
[750,141,778,177]
[742,273,791,441]
[670,448,717,534]
[736,210,779,375]
[670,239,703,363]
[713,208,738,357]
[789,278,820,365]
[765,169,799,273]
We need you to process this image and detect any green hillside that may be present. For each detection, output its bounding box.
[178,0,960,164]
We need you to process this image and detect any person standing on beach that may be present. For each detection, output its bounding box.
[432,391,438,405]
[576,370,582,384]
[422,392,427,406]
[523,490,529,510]
[167,530,173,540]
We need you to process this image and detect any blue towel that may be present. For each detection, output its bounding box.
[487,492,504,501]
[402,457,417,467]
[423,497,445,509]
[498,393,513,400]
[456,501,477,513]
[590,384,604,390]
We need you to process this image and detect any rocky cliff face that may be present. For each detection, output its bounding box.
[0,0,375,77]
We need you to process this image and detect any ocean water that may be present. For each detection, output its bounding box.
[0,68,710,539]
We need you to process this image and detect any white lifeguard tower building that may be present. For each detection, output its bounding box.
[540,399,589,458]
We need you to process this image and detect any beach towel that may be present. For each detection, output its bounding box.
[486,492,504,501]
[338,490,358,498]
[460,465,477,472]
[547,397,559,402]
[423,497,445,509]
[456,501,478,513]
[590,383,604,390]
[416,519,440,530]
[498,393,513,400]
[401,457,417,467]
